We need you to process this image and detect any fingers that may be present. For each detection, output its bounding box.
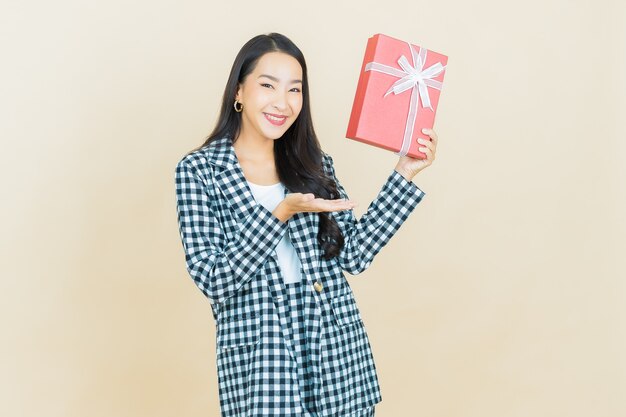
[422,128,438,144]
[312,197,357,213]
[417,143,433,162]
[417,137,436,160]
[287,193,357,214]
[324,198,358,212]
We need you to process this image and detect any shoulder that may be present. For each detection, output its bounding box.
[175,137,232,178]
[320,150,336,177]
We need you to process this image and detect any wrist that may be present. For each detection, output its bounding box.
[394,167,414,183]
[272,202,293,223]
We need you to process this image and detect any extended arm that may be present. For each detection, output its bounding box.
[323,153,425,274]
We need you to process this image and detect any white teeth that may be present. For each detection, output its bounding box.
[265,114,285,121]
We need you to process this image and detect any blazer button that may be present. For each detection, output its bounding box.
[313,281,323,293]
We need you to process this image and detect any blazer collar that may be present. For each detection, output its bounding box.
[204,136,239,169]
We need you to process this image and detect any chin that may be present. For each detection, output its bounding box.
[263,126,292,141]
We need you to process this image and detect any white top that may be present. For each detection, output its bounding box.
[247,180,303,284]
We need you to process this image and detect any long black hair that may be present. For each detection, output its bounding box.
[191,32,344,260]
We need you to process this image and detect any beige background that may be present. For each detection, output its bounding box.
[1,0,624,416]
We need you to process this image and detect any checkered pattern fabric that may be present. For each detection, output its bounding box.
[174,137,424,416]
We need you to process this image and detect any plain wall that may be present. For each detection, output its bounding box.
[1,0,624,416]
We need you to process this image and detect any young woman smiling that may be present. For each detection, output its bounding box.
[175,32,438,417]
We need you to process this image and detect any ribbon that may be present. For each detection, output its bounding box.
[364,43,446,156]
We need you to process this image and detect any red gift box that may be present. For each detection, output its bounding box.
[346,33,448,159]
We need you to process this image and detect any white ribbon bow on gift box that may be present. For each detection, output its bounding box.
[365,43,446,156]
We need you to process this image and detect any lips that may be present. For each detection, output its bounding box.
[264,113,287,126]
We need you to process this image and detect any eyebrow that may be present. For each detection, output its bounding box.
[258,74,302,84]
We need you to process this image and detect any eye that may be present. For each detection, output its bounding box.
[261,83,273,89]
[290,87,301,93]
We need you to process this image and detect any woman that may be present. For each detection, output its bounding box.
[174,33,438,417]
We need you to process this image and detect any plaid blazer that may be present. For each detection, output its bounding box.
[174,136,425,417]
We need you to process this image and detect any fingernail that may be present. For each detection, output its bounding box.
[422,128,429,133]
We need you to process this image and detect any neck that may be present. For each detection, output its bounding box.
[234,128,274,162]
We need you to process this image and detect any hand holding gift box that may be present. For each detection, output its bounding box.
[346,33,448,160]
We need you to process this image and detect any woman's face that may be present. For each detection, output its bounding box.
[235,52,304,142]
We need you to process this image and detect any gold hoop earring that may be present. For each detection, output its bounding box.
[234,99,243,113]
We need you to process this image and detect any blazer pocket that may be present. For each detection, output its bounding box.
[330,293,362,327]
[217,312,261,351]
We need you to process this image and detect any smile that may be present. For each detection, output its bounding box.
[264,113,287,126]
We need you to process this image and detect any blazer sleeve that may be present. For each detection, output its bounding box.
[322,153,425,275]
[175,158,288,304]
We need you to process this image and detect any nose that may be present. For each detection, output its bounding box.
[272,91,288,112]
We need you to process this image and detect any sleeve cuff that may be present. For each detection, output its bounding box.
[230,204,289,274]
[389,169,426,201]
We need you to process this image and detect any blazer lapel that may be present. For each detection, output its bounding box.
[207,137,301,361]
[209,140,258,224]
